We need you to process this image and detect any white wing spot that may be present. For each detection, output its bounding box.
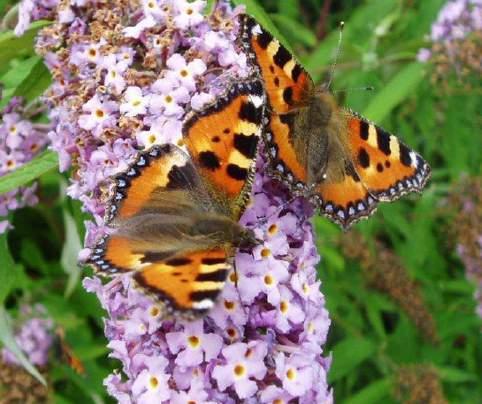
[193,300,214,310]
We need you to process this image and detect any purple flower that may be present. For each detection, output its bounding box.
[104,59,128,95]
[173,0,206,30]
[166,54,207,92]
[1,304,54,367]
[418,0,481,63]
[166,320,223,367]
[120,87,149,117]
[149,78,190,117]
[78,94,119,136]
[18,0,333,401]
[131,356,171,403]
[275,352,315,396]
[212,341,268,399]
[0,97,49,233]
[15,0,59,36]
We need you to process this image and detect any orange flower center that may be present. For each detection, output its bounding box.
[224,300,235,310]
[261,248,271,258]
[188,336,200,348]
[264,275,274,286]
[234,364,246,377]
[286,368,296,380]
[268,224,278,235]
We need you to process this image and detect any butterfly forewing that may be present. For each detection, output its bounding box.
[183,78,265,219]
[239,14,313,113]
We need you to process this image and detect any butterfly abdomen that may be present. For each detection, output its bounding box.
[290,94,348,186]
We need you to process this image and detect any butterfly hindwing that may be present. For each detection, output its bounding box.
[346,112,431,201]
[314,164,378,229]
[134,248,232,316]
[313,113,431,229]
[183,78,265,219]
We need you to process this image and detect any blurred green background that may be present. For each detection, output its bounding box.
[1,0,481,403]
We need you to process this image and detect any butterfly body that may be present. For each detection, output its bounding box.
[281,90,351,188]
[87,78,265,319]
[239,14,431,229]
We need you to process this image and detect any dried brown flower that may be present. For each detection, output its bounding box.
[341,232,439,343]
[394,364,447,404]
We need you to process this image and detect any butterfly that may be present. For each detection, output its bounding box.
[239,15,431,230]
[86,78,265,319]
[53,328,85,375]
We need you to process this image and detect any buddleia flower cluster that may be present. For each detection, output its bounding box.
[446,177,482,319]
[0,304,53,402]
[1,304,54,367]
[0,96,48,233]
[16,0,332,401]
[418,0,482,84]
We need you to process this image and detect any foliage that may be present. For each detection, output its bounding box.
[0,0,481,403]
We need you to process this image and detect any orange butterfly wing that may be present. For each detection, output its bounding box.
[346,113,431,201]
[239,15,312,192]
[240,14,431,230]
[315,114,431,229]
[183,78,265,218]
[88,144,235,317]
[134,248,231,315]
[239,14,313,113]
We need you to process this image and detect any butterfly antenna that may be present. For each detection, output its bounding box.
[333,86,374,94]
[326,21,345,90]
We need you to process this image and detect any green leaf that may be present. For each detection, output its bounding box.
[366,301,386,339]
[362,62,426,122]
[304,0,398,79]
[438,366,478,383]
[319,245,345,272]
[0,150,58,195]
[270,13,317,47]
[278,0,300,20]
[344,378,393,404]
[12,57,51,102]
[0,21,50,75]
[0,56,41,107]
[232,0,292,53]
[0,307,47,385]
[61,204,82,299]
[0,232,15,304]
[329,337,376,382]
[204,0,216,15]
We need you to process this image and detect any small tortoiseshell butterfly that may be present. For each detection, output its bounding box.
[86,79,265,318]
[239,15,431,229]
[53,328,85,375]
